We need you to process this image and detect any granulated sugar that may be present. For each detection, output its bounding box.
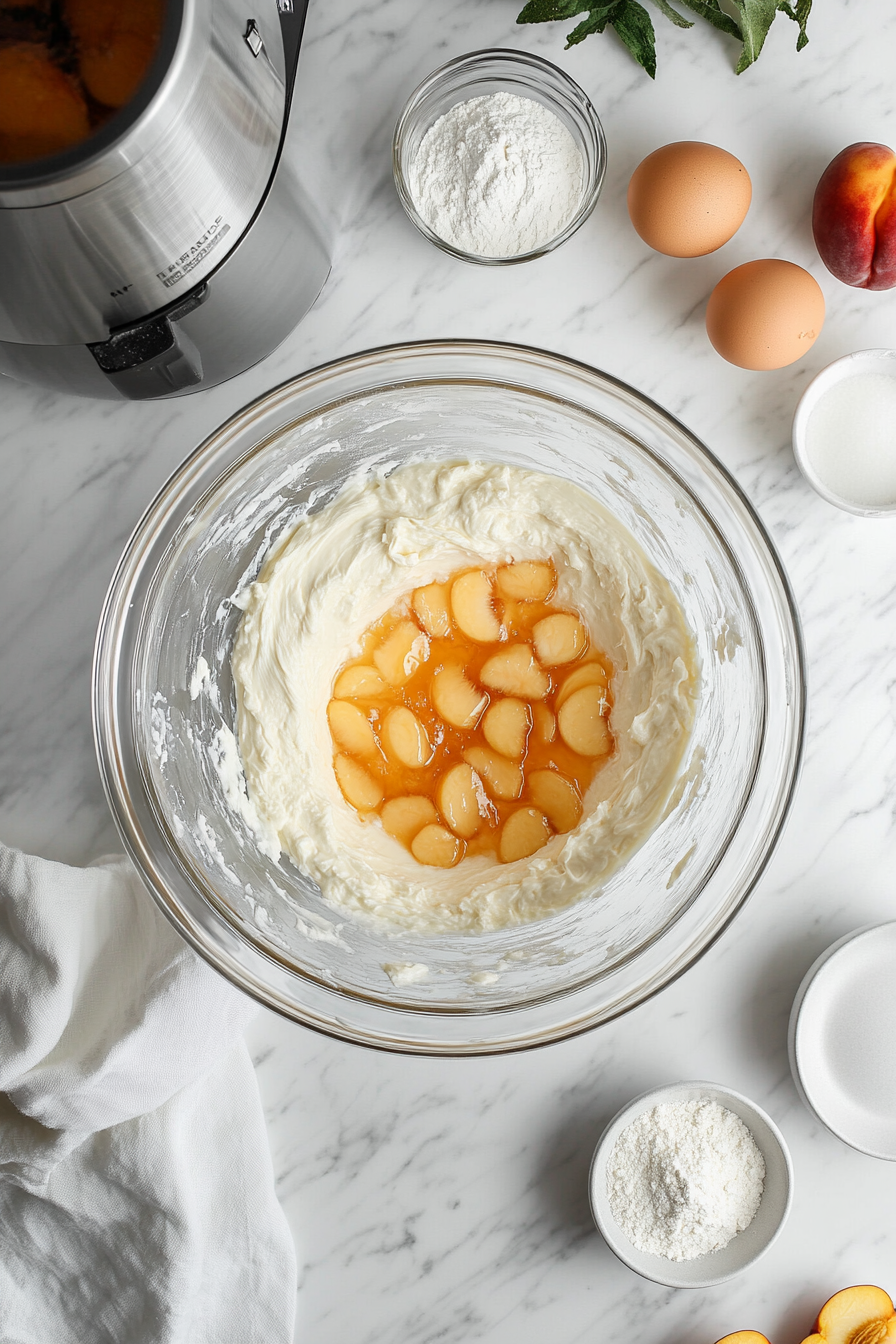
[804,371,896,509]
[607,1098,765,1261]
[408,91,584,258]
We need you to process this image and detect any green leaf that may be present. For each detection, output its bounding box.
[676,0,741,39]
[610,0,658,77]
[731,0,779,72]
[564,1,622,44]
[514,0,810,75]
[653,0,694,28]
[778,0,812,51]
[516,0,592,23]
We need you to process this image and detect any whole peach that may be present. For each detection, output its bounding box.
[813,141,896,289]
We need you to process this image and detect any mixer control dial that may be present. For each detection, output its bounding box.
[243,20,264,57]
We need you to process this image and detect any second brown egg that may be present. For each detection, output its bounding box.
[627,141,752,258]
[705,259,825,370]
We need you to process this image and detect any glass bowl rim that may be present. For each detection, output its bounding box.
[131,387,760,1018]
[93,338,807,1055]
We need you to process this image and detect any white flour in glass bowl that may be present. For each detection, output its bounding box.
[408,91,584,258]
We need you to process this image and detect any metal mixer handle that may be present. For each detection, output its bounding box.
[276,0,309,117]
[87,287,208,398]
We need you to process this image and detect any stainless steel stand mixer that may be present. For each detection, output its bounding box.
[0,0,330,399]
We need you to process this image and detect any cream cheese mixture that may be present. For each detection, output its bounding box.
[231,460,697,934]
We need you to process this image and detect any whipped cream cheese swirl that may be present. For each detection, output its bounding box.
[231,460,697,934]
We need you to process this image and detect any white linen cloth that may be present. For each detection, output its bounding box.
[0,844,297,1344]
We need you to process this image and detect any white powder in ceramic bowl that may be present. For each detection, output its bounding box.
[407,90,584,258]
[804,371,896,510]
[607,1098,765,1261]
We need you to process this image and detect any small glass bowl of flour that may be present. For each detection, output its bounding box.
[393,49,606,264]
[589,1081,793,1289]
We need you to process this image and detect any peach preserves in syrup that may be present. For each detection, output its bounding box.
[327,560,614,867]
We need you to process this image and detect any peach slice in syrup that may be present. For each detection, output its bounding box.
[532,612,588,666]
[411,823,464,868]
[432,665,488,730]
[479,644,549,699]
[557,685,613,757]
[436,763,485,839]
[530,703,556,744]
[412,581,452,637]
[334,754,382,811]
[380,795,438,845]
[333,664,389,700]
[498,808,551,863]
[450,570,502,642]
[381,706,431,768]
[327,700,379,758]
[527,769,582,833]
[482,696,530,759]
[373,618,429,686]
[463,746,523,801]
[555,661,609,711]
[495,560,555,602]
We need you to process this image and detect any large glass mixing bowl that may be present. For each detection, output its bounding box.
[93,342,805,1054]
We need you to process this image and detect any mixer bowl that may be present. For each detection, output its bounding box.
[93,341,804,1054]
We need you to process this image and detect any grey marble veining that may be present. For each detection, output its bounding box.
[2,0,896,1339]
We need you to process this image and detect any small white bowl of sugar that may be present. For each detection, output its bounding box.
[589,1081,793,1288]
[793,349,896,516]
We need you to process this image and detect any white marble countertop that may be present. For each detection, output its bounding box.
[2,1,896,1340]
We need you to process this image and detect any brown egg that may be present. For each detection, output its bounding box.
[706,259,825,370]
[628,141,752,258]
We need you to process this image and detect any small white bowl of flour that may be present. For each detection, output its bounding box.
[393,49,606,264]
[589,1081,793,1288]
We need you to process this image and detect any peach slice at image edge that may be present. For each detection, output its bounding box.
[800,1285,896,1344]
[715,1333,771,1344]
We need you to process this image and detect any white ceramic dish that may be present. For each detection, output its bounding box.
[788,922,896,1160]
[588,1080,793,1288]
[792,348,896,516]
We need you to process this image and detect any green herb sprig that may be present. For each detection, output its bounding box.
[515,0,812,77]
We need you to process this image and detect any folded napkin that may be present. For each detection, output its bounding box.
[0,844,297,1344]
